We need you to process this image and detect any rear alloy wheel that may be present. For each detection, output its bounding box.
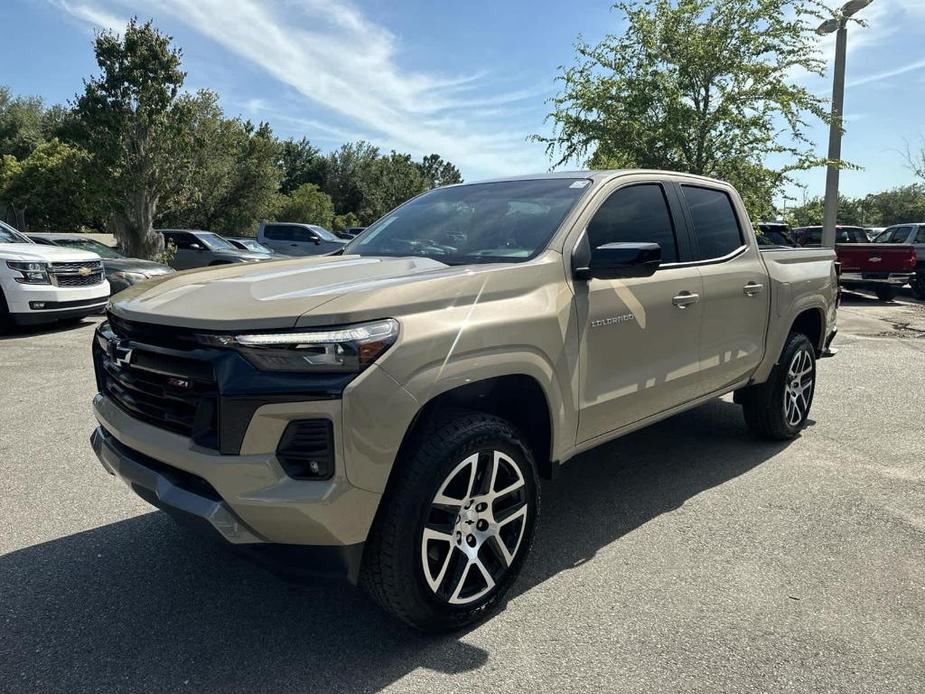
[741,332,816,440]
[361,413,538,632]
[783,347,815,429]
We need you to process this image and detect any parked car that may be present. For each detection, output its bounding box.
[873,223,925,298]
[158,229,273,270]
[224,236,285,256]
[256,222,347,256]
[28,233,174,294]
[0,221,109,328]
[90,171,837,631]
[793,225,916,301]
[333,226,366,240]
[755,222,795,246]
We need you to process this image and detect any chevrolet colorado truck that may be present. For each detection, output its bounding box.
[793,225,917,301]
[1,221,110,329]
[89,171,838,631]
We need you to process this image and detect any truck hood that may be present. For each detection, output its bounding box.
[0,243,102,263]
[109,254,509,330]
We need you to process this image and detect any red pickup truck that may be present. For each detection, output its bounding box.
[793,225,917,301]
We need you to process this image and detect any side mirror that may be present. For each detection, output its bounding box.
[311,236,320,245]
[573,241,661,280]
[189,243,203,251]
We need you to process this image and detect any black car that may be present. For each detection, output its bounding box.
[28,233,174,294]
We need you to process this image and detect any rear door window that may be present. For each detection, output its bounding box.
[586,183,679,263]
[163,232,198,249]
[263,224,292,241]
[916,227,925,244]
[891,226,914,243]
[681,186,744,259]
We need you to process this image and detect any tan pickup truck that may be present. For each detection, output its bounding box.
[89,170,838,630]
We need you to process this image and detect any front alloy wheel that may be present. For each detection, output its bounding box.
[422,450,528,605]
[360,412,538,631]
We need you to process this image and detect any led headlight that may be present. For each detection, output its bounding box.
[7,260,50,285]
[198,319,399,373]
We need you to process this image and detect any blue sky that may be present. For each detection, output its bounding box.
[2,0,925,203]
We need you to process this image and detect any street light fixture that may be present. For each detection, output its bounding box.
[817,0,875,248]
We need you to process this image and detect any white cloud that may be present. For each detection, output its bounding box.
[57,0,549,178]
[847,57,925,89]
[54,0,126,32]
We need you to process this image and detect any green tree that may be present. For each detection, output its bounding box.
[72,18,189,258]
[862,185,925,226]
[535,0,830,218]
[418,153,462,189]
[274,183,335,227]
[2,139,94,231]
[324,141,381,219]
[332,211,360,232]
[157,91,281,234]
[0,87,65,160]
[279,137,326,195]
[365,151,429,221]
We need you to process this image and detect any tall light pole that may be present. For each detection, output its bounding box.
[817,0,874,248]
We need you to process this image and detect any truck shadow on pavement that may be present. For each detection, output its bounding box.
[1,399,791,693]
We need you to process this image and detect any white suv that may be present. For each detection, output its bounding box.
[0,221,110,329]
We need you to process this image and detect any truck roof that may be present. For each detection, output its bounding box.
[465,169,733,187]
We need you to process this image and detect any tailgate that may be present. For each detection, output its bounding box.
[835,244,916,273]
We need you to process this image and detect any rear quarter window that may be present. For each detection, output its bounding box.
[681,186,744,260]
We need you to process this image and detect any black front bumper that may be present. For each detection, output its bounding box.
[90,427,364,582]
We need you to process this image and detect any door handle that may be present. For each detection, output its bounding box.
[743,282,764,296]
[672,291,700,309]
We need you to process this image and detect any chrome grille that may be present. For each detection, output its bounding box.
[49,260,105,287]
[56,272,105,287]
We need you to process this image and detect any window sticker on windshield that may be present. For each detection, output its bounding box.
[569,180,591,189]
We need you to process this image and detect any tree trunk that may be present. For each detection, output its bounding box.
[111,189,164,259]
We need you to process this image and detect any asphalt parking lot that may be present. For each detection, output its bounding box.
[1,291,923,694]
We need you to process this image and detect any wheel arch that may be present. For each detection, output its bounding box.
[790,307,825,353]
[394,374,556,482]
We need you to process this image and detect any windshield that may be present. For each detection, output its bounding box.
[54,238,123,258]
[309,226,340,242]
[240,239,272,253]
[345,178,591,264]
[198,232,238,251]
[0,221,31,244]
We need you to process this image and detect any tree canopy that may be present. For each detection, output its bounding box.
[536,0,830,218]
[0,19,463,258]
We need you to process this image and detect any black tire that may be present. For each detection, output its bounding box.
[0,288,10,334]
[875,286,898,302]
[740,332,816,440]
[911,275,925,300]
[360,412,539,632]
